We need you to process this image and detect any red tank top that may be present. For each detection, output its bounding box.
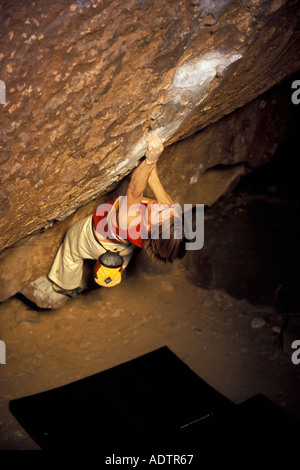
[92,196,150,248]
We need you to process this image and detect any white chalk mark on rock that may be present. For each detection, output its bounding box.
[173,51,242,90]
[126,51,242,168]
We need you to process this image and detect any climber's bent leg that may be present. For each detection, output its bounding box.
[48,214,135,290]
[48,215,104,290]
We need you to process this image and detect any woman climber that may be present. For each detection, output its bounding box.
[48,133,186,298]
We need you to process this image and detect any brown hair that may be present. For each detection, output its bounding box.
[143,217,186,263]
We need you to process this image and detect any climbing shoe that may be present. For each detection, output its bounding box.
[52,283,83,298]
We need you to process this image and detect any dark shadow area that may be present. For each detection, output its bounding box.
[183,97,300,313]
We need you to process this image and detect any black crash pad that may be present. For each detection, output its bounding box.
[9,346,236,450]
[9,346,299,450]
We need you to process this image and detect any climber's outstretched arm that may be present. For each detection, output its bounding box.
[119,134,164,228]
[126,159,156,206]
[126,133,164,205]
[148,165,174,206]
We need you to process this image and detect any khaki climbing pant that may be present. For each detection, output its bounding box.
[48,214,135,290]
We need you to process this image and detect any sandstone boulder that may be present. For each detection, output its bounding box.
[20,276,69,310]
[1,0,300,253]
[0,77,292,303]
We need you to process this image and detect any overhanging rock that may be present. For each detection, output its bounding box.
[0,0,300,253]
[0,77,292,303]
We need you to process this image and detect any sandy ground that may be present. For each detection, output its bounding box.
[0,254,299,450]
